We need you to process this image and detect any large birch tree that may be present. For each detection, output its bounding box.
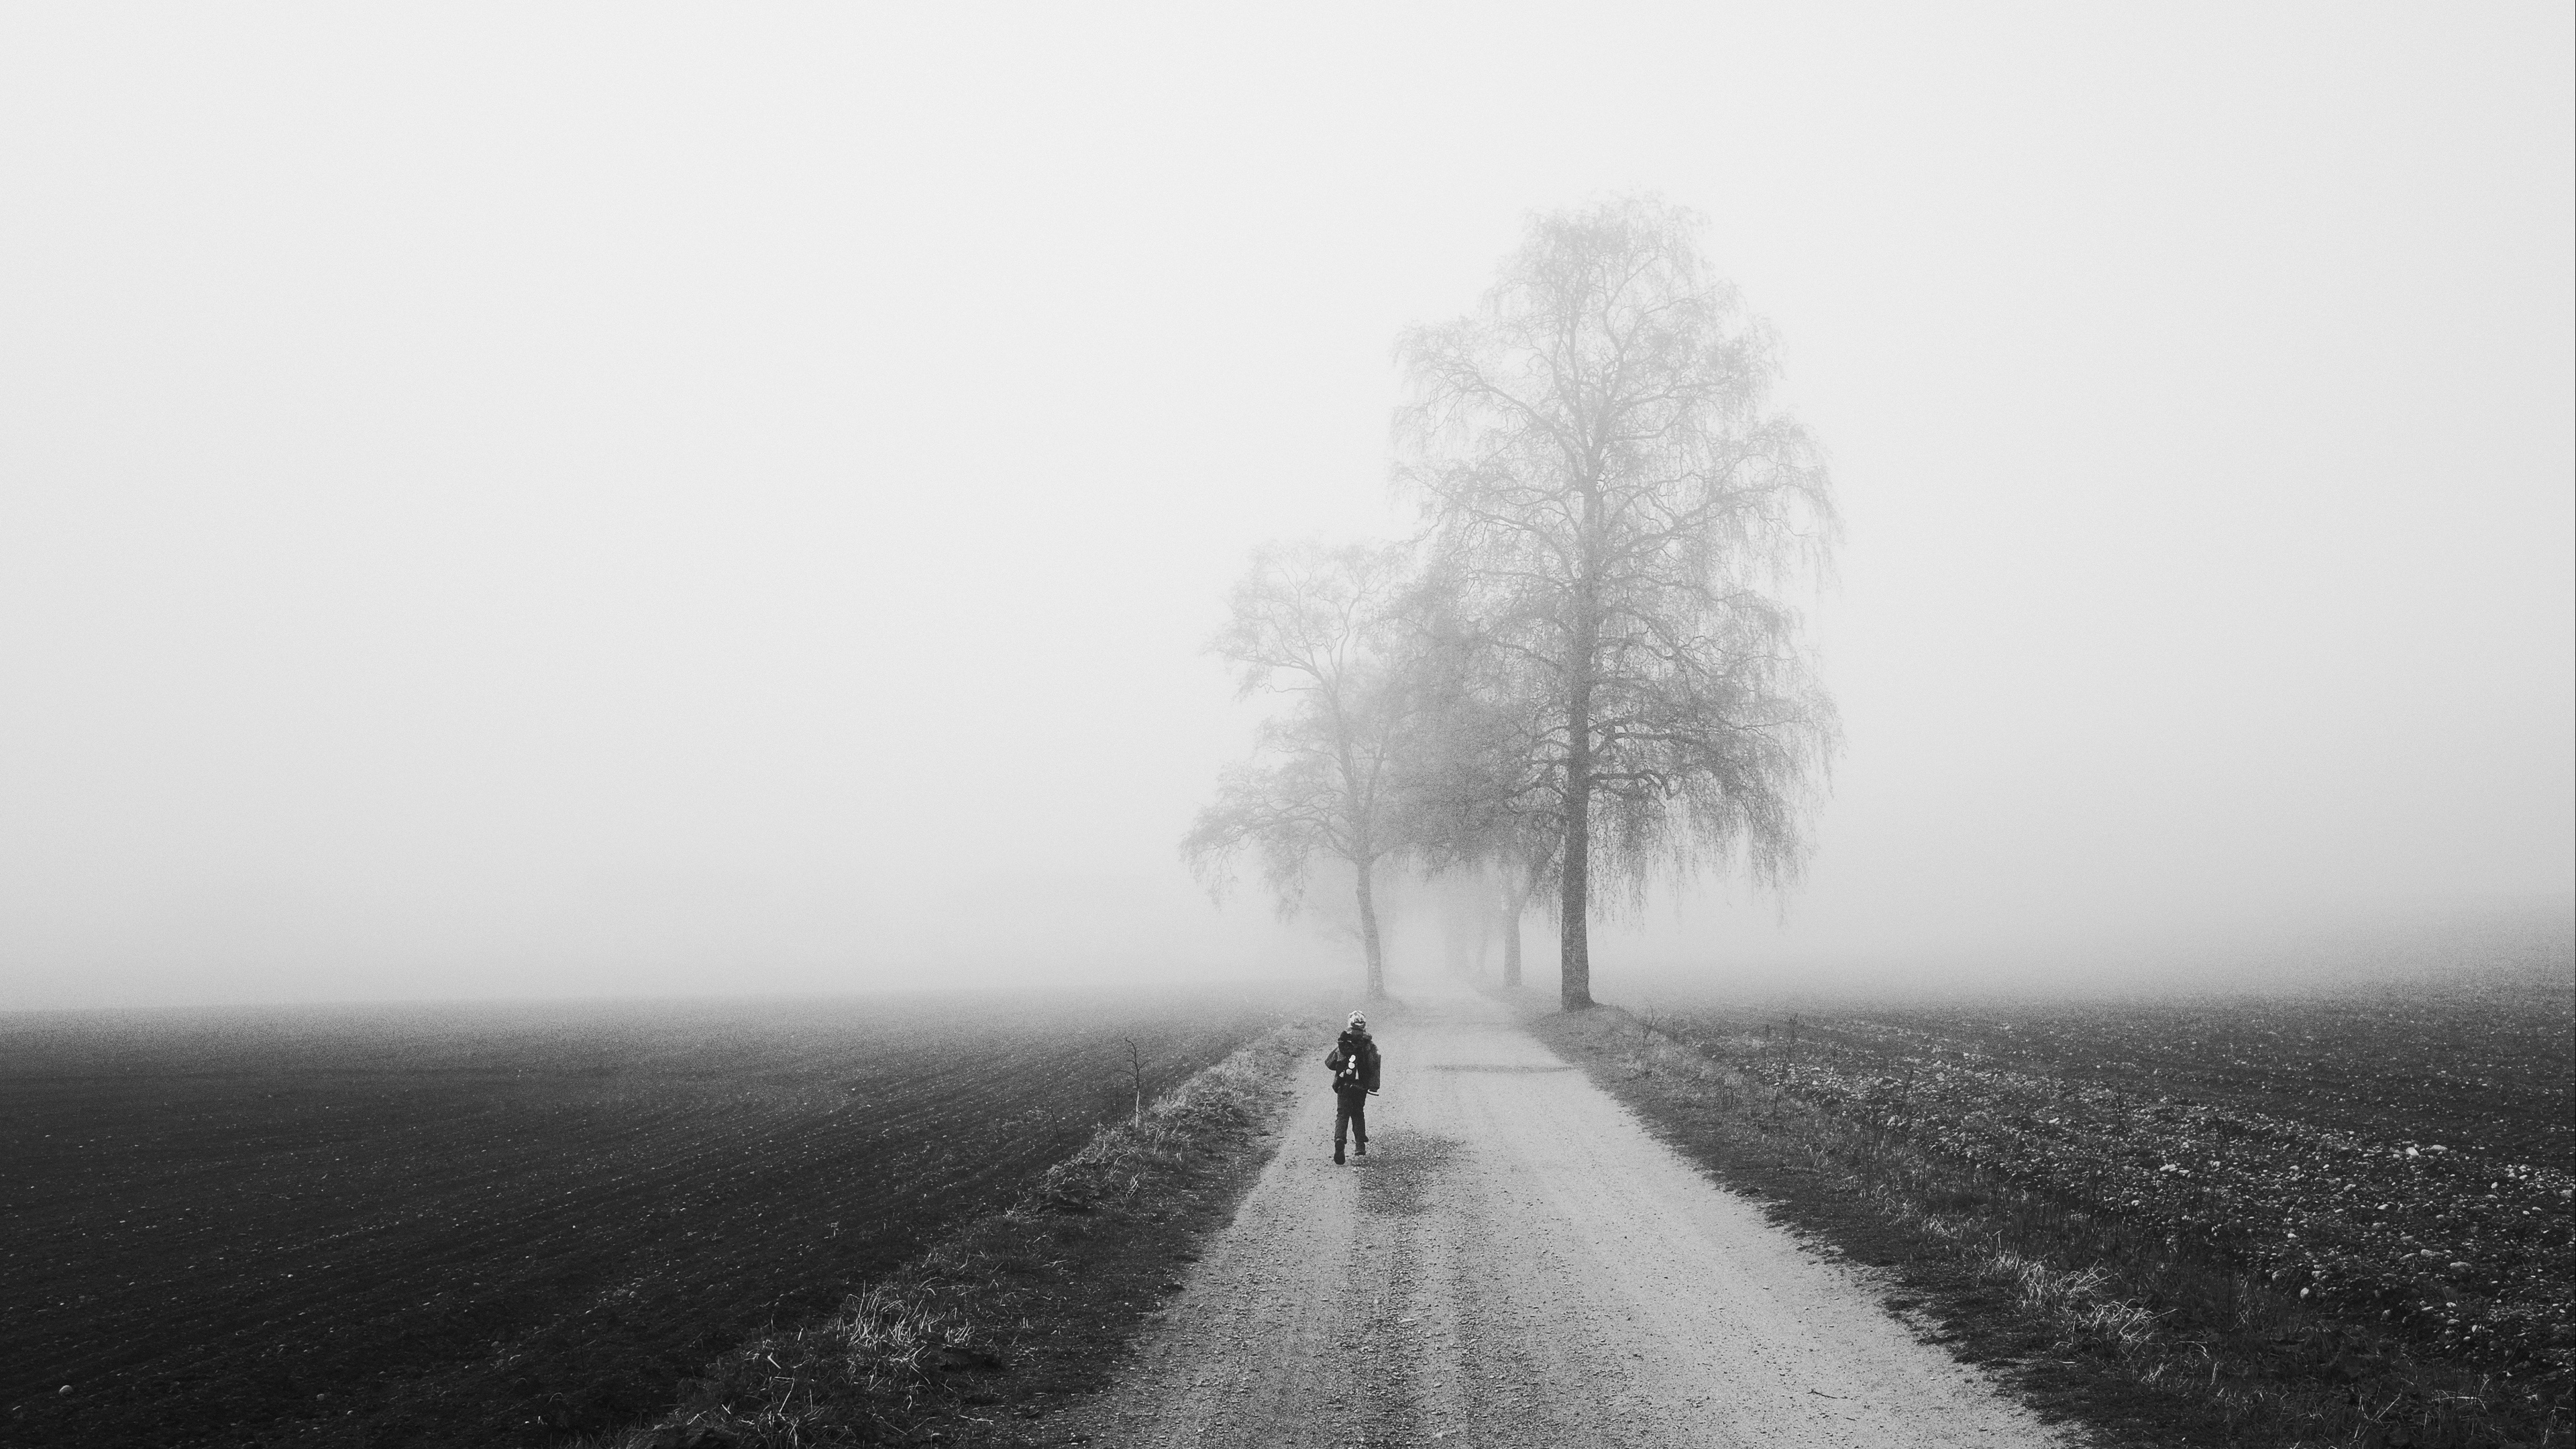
[1396,198,1840,1008]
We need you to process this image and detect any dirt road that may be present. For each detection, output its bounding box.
[1059,987,2065,1448]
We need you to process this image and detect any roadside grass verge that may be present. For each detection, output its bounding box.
[602,1020,1326,1449]
[1526,997,2571,1449]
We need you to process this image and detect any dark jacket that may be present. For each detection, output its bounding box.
[1325,1029,1381,1094]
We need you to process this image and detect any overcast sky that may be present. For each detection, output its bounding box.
[3,4,2569,1010]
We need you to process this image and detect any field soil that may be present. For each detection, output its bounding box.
[1056,983,2063,1449]
[1,989,1285,1449]
[1532,968,2574,1448]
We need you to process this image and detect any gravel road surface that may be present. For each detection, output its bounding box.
[1059,986,2065,1448]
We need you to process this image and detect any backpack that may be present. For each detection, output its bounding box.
[1331,1032,1377,1091]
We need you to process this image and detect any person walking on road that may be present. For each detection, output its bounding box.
[1325,1011,1380,1165]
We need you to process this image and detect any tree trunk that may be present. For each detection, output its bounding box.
[1560,669,1595,1010]
[1470,880,1497,978]
[1559,478,1603,1011]
[1355,858,1387,999]
[1501,862,1544,989]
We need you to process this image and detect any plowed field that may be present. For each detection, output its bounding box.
[1639,970,2574,1379]
[1,987,1286,1448]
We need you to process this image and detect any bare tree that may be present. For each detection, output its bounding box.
[1183,541,1428,998]
[1406,635,1562,990]
[1397,197,1840,1008]
[1488,841,1557,990]
[1120,1036,1146,1128]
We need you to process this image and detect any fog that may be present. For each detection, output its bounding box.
[3,5,2569,1011]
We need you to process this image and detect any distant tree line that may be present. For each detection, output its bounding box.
[1185,197,1841,1009]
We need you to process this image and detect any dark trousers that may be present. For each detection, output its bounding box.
[1334,1088,1368,1150]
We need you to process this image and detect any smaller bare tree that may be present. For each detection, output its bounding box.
[1405,605,1563,990]
[1183,541,1430,998]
